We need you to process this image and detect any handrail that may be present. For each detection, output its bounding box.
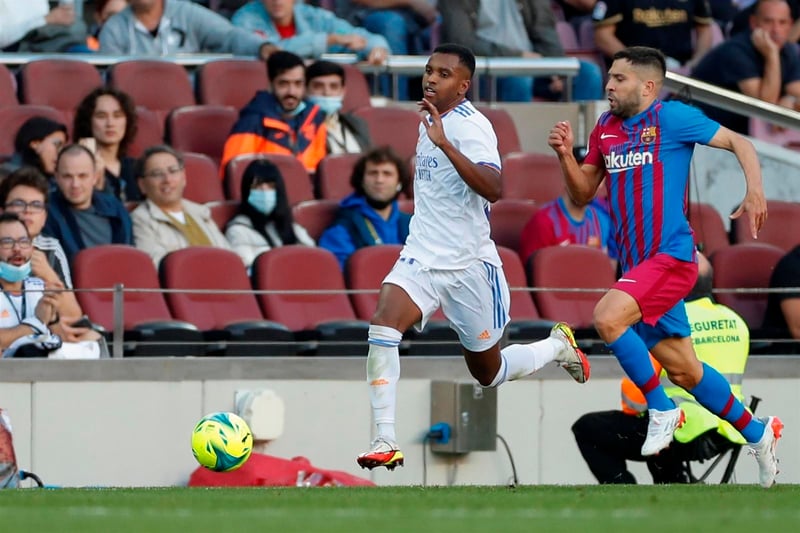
[664,70,800,131]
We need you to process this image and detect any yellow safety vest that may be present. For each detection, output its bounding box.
[620,297,750,444]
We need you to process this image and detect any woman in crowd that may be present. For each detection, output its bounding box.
[1,117,68,179]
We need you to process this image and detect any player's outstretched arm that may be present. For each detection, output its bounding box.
[419,98,502,201]
[548,121,603,206]
[708,126,768,239]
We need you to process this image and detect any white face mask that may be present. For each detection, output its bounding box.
[309,95,343,116]
[248,189,277,215]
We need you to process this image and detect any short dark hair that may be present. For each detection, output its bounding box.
[433,43,476,78]
[350,146,411,196]
[0,167,49,207]
[13,116,68,172]
[306,60,345,85]
[612,46,666,77]
[134,145,184,179]
[267,51,306,82]
[73,86,138,158]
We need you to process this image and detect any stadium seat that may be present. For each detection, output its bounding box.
[182,152,226,204]
[351,107,421,161]
[345,244,403,321]
[731,199,800,251]
[489,199,538,254]
[316,153,360,200]
[19,59,102,123]
[291,199,340,242]
[196,58,269,109]
[108,60,195,124]
[72,245,204,357]
[0,64,17,107]
[398,198,414,214]
[224,153,314,205]
[160,247,295,356]
[341,63,372,113]
[688,202,729,257]
[528,245,616,329]
[501,152,564,203]
[0,105,66,158]
[475,105,522,156]
[126,106,164,158]
[497,246,555,342]
[208,200,240,232]
[711,243,785,330]
[252,246,370,355]
[166,105,238,165]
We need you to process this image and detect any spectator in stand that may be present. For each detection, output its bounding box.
[231,0,389,65]
[692,0,800,133]
[518,190,617,268]
[763,244,800,342]
[438,0,604,102]
[319,146,411,270]
[87,0,129,51]
[99,0,278,59]
[132,145,235,267]
[221,51,328,174]
[73,87,142,203]
[225,159,314,269]
[0,117,68,181]
[729,0,799,41]
[0,0,89,53]
[306,60,372,155]
[44,144,133,264]
[592,0,715,70]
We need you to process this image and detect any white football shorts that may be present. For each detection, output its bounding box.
[382,256,510,352]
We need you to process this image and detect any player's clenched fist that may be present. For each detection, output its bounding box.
[548,120,574,157]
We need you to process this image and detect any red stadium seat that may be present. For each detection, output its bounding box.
[108,60,195,124]
[341,63,372,113]
[224,153,314,205]
[476,105,522,156]
[529,245,615,328]
[291,199,340,242]
[687,202,729,257]
[490,199,538,254]
[316,153,360,200]
[0,105,67,157]
[160,247,294,356]
[731,200,800,251]
[0,64,17,107]
[182,152,226,204]
[351,106,421,161]
[19,59,102,121]
[345,244,403,321]
[208,200,240,232]
[501,152,564,203]
[197,59,269,109]
[167,105,238,166]
[72,245,204,356]
[712,243,785,330]
[497,246,554,342]
[126,106,164,158]
[252,246,369,354]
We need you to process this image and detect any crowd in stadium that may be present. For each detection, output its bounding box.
[0,0,798,359]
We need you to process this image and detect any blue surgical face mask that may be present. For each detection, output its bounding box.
[283,100,307,117]
[248,189,277,215]
[0,260,31,283]
[309,95,343,116]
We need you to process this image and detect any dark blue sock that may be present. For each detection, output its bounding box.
[607,328,674,411]
[690,363,764,443]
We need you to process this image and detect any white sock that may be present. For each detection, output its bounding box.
[367,324,402,442]
[491,338,560,385]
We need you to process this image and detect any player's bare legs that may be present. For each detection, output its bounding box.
[357,283,421,470]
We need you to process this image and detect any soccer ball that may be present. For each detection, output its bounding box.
[191,412,253,472]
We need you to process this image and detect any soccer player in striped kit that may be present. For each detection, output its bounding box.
[548,46,783,488]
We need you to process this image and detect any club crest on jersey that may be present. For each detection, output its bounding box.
[640,126,657,144]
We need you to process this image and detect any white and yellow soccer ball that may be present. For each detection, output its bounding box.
[191,412,253,472]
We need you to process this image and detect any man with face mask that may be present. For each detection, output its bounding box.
[319,147,411,271]
[306,60,372,156]
[221,51,328,174]
[131,145,236,267]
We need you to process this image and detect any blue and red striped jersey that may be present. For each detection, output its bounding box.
[584,100,719,272]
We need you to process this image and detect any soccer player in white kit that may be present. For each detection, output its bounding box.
[356,44,592,470]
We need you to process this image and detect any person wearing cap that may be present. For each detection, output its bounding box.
[131,145,235,268]
[571,253,752,484]
[1,117,68,180]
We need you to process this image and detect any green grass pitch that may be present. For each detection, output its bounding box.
[1,485,797,532]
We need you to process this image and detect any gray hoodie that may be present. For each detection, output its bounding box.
[99,0,271,57]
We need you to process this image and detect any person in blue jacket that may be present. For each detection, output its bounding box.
[319,146,411,271]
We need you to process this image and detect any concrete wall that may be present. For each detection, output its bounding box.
[0,356,796,487]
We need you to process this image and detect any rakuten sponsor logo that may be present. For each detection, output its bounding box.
[604,150,653,173]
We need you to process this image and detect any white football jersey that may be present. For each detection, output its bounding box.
[404,100,502,269]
